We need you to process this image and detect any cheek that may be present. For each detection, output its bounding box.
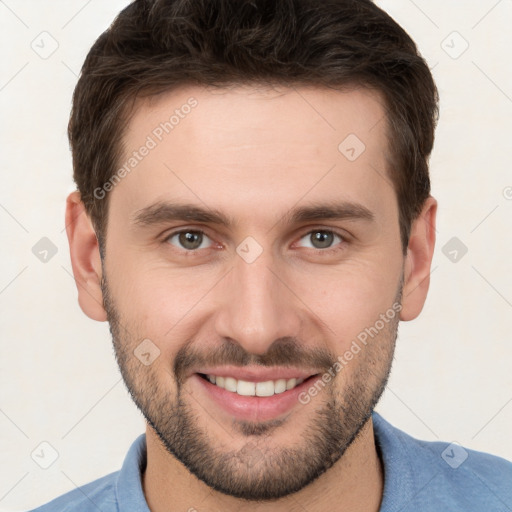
[295,261,402,348]
[107,256,220,345]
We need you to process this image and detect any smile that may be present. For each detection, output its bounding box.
[199,374,306,397]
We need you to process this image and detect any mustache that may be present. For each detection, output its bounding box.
[173,336,337,384]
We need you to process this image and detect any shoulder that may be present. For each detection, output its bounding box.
[26,471,119,512]
[415,436,512,509]
[372,412,512,511]
[27,433,148,512]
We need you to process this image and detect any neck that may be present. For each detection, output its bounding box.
[142,417,384,512]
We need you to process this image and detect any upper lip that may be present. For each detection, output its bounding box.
[193,366,320,382]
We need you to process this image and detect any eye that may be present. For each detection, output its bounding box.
[165,230,213,251]
[296,229,345,251]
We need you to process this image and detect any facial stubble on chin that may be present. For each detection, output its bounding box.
[100,273,400,501]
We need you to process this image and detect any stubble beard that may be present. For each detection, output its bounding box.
[101,274,400,501]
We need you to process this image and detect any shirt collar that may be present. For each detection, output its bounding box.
[372,411,416,511]
[115,432,151,511]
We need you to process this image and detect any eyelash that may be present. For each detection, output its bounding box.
[162,228,348,256]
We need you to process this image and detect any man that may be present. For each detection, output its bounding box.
[30,0,512,510]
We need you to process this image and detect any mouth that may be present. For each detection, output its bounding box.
[197,373,312,397]
[192,371,322,422]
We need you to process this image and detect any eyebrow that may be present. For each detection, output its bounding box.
[131,200,375,229]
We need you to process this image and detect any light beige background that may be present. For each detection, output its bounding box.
[1,1,511,510]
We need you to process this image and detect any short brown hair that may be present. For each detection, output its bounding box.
[69,0,439,253]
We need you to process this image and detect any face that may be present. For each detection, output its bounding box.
[99,85,405,500]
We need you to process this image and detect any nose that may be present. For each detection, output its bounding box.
[213,247,303,356]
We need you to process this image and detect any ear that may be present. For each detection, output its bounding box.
[65,191,107,321]
[400,196,437,321]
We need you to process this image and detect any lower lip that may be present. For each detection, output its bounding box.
[191,374,318,422]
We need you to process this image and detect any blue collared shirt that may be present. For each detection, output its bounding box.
[28,412,512,511]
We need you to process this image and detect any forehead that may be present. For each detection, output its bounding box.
[110,84,395,228]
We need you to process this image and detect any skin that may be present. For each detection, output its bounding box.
[66,84,437,512]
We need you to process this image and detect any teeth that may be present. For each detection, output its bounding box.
[255,381,274,397]
[225,377,238,393]
[205,374,305,396]
[237,380,255,396]
[274,379,287,394]
[286,378,297,390]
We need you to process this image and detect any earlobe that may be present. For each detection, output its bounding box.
[65,191,107,321]
[400,196,437,321]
